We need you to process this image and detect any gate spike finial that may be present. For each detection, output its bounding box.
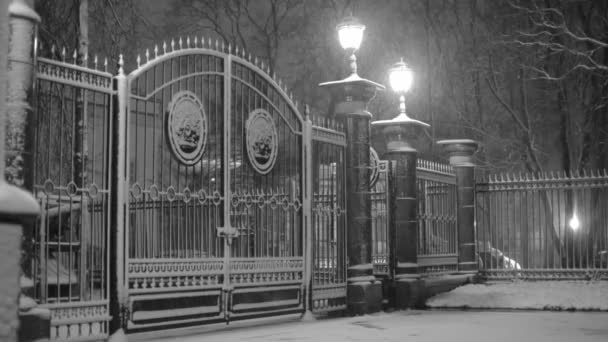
[163,41,167,53]
[215,39,219,50]
[83,52,88,66]
[179,37,183,49]
[187,36,191,48]
[51,44,56,57]
[118,54,124,74]
[136,54,141,68]
[93,55,98,70]
[145,48,150,63]
[61,46,66,62]
[221,40,225,52]
[73,49,77,64]
[248,52,252,62]
[208,37,212,48]
[104,57,108,72]
[171,39,175,51]
[154,44,158,58]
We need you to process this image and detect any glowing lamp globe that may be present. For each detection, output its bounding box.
[337,16,365,51]
[569,213,580,231]
[389,59,413,93]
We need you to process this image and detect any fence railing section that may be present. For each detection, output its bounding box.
[476,171,608,280]
[416,160,458,274]
[371,159,389,276]
[310,117,347,313]
[32,55,113,340]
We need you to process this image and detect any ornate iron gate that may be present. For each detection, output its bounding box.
[309,117,347,313]
[32,54,113,340]
[120,40,305,330]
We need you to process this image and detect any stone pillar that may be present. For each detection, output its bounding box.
[372,114,429,309]
[0,1,40,341]
[382,126,419,279]
[6,0,39,188]
[437,139,479,272]
[320,79,383,315]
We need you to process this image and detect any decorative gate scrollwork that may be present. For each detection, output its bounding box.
[119,39,306,330]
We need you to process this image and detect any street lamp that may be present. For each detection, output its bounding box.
[373,58,429,128]
[337,16,365,75]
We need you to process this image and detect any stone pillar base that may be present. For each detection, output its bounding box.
[393,278,424,309]
[347,281,383,315]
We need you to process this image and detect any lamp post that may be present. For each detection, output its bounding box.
[372,59,429,308]
[319,16,385,315]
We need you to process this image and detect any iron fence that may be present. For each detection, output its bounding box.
[416,160,458,274]
[476,171,608,280]
[32,53,113,340]
[371,156,389,277]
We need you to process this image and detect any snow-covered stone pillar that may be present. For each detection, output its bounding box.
[0,1,40,340]
[372,113,429,309]
[6,0,39,188]
[319,77,385,315]
[437,139,479,272]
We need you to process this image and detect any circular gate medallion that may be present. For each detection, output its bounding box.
[370,147,380,188]
[246,109,278,175]
[166,91,207,165]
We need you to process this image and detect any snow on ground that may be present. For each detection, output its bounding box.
[427,281,608,310]
[132,310,608,342]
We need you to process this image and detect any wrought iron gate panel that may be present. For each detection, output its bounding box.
[125,50,227,329]
[122,43,305,329]
[416,160,458,274]
[227,58,304,318]
[33,56,113,340]
[370,151,390,277]
[310,119,347,313]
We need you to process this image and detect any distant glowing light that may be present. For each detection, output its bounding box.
[389,59,414,94]
[569,214,580,231]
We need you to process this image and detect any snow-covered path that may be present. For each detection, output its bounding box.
[427,281,608,310]
[130,310,608,342]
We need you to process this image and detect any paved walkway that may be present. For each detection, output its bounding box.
[129,310,608,342]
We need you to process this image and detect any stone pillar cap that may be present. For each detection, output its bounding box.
[437,139,478,167]
[437,139,479,154]
[0,182,40,221]
[9,0,41,22]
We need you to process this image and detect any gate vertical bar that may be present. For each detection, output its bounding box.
[302,107,313,317]
[221,53,232,320]
[110,56,128,333]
